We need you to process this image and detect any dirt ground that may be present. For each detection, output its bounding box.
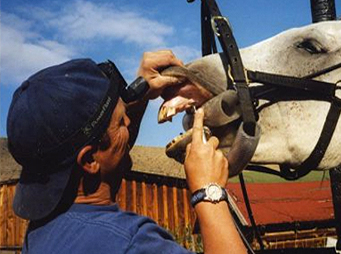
[0,138,21,182]
[227,180,333,225]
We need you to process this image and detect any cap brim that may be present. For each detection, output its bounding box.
[13,160,74,221]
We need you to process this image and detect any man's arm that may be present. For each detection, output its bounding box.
[184,108,247,254]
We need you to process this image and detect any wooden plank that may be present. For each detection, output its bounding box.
[162,185,169,229]
[141,182,147,216]
[182,188,189,228]
[177,188,184,240]
[182,188,189,249]
[0,185,7,246]
[145,182,153,219]
[14,199,20,246]
[167,186,174,232]
[18,218,28,247]
[118,179,127,210]
[7,185,15,246]
[268,237,328,249]
[157,185,164,226]
[151,184,159,223]
[131,180,137,213]
[172,187,179,233]
[125,180,132,211]
[136,182,142,215]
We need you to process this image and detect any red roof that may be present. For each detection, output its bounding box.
[227,181,334,225]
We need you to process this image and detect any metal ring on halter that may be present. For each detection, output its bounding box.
[334,80,341,105]
[243,68,251,85]
[227,65,235,86]
[210,16,231,37]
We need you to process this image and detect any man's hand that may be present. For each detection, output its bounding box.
[184,108,247,254]
[184,108,228,193]
[137,50,183,100]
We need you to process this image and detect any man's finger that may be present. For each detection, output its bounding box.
[185,143,192,161]
[192,108,204,146]
[147,50,184,68]
[207,136,219,150]
[154,75,183,87]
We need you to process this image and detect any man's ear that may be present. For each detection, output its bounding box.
[77,145,100,174]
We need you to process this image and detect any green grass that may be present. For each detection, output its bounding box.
[229,170,330,183]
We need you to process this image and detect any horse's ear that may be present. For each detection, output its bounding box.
[77,145,100,174]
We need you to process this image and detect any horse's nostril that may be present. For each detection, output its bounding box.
[182,113,194,131]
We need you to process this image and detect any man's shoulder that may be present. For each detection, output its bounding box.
[63,204,155,239]
[24,204,158,254]
[24,204,193,254]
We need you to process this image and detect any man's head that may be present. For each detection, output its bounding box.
[76,98,131,184]
[7,59,122,220]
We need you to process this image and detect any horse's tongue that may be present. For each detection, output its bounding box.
[158,96,195,123]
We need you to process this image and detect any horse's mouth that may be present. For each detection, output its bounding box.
[157,83,213,123]
[158,96,195,123]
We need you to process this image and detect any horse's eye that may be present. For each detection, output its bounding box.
[297,39,327,54]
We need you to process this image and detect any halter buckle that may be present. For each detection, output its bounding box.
[211,16,231,37]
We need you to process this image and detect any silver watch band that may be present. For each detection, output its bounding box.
[190,183,228,207]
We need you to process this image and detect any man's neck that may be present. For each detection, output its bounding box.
[75,181,114,205]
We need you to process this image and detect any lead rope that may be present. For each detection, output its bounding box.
[239,173,265,251]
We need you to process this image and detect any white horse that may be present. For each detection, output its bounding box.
[158,21,341,176]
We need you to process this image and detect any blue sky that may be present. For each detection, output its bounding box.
[1,0,340,146]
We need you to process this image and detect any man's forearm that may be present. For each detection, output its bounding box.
[195,202,247,254]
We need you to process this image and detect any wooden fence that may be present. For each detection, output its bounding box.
[117,171,199,249]
[0,180,27,252]
[0,171,201,252]
[1,171,337,252]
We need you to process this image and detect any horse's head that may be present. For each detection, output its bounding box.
[158,21,341,176]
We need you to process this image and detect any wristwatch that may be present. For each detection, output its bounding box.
[190,183,228,207]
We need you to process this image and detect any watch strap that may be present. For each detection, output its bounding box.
[190,189,207,207]
[190,185,228,207]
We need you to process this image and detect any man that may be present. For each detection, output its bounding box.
[7,50,246,254]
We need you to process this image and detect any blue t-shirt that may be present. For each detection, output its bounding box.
[22,204,195,254]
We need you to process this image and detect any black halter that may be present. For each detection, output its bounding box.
[198,0,341,180]
[249,63,341,180]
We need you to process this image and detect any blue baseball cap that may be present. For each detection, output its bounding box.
[7,59,119,220]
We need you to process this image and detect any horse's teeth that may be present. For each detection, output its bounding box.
[158,106,170,123]
[166,107,176,118]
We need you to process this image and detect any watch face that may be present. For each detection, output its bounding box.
[206,184,223,201]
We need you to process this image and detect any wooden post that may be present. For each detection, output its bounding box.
[329,166,341,251]
[310,0,336,22]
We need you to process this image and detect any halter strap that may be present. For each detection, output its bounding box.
[204,0,257,136]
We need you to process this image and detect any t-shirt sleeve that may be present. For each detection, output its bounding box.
[125,220,196,254]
